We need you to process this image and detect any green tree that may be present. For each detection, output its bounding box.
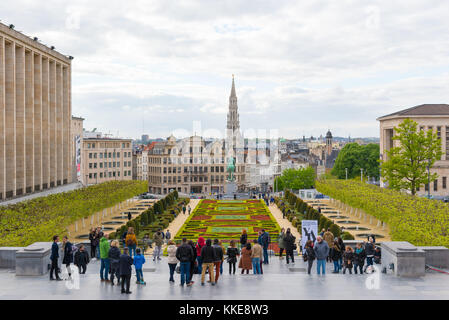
[331,143,380,179]
[380,118,442,195]
[276,167,315,190]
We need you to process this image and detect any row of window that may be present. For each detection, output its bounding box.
[88,170,131,179]
[419,176,447,192]
[88,161,132,169]
[88,151,132,159]
[87,142,130,149]
[149,157,225,165]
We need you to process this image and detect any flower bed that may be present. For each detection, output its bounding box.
[174,199,280,244]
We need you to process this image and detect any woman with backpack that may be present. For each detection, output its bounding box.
[303,240,315,274]
[278,228,286,259]
[108,240,121,285]
[125,227,137,258]
[62,236,74,278]
[284,228,296,265]
[226,240,239,275]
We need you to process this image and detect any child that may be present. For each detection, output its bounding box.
[342,246,354,274]
[133,248,146,285]
[74,244,90,274]
[374,246,381,264]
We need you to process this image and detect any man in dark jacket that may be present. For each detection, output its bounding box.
[259,230,270,264]
[108,241,121,285]
[74,244,90,274]
[50,235,62,281]
[119,247,133,294]
[212,239,224,283]
[176,238,195,286]
[364,237,376,273]
[200,239,217,286]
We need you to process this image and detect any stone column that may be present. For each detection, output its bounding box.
[41,57,50,189]
[0,37,5,199]
[15,44,25,196]
[62,66,69,184]
[49,60,56,187]
[25,49,34,193]
[33,53,42,191]
[56,63,62,186]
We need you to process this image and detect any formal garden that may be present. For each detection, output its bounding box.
[0,181,148,247]
[316,179,449,247]
[174,199,280,246]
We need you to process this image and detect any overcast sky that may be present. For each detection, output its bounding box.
[2,0,449,139]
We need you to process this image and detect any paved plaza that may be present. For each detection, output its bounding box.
[1,256,448,300]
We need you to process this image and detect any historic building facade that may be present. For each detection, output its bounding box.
[378,104,449,196]
[0,23,73,200]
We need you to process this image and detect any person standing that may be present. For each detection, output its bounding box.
[278,228,286,259]
[353,243,366,274]
[196,236,206,274]
[238,243,253,274]
[259,229,270,264]
[50,235,62,281]
[167,240,179,283]
[182,205,186,215]
[323,228,334,262]
[331,239,341,273]
[119,247,133,294]
[314,236,329,275]
[74,244,90,275]
[152,229,163,261]
[284,228,296,265]
[212,239,223,283]
[99,233,110,282]
[337,237,345,271]
[342,246,354,274]
[364,237,376,273]
[62,236,74,278]
[125,227,137,258]
[239,230,248,250]
[89,228,100,260]
[165,230,171,245]
[187,240,197,284]
[304,240,315,275]
[187,205,191,215]
[127,211,132,221]
[251,239,263,274]
[226,240,239,275]
[200,239,217,286]
[176,238,195,286]
[133,248,146,285]
[108,240,121,285]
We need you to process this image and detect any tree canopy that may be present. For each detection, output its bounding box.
[331,143,380,180]
[274,166,315,191]
[380,118,442,195]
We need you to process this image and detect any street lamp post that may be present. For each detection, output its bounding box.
[345,168,348,180]
[360,168,364,182]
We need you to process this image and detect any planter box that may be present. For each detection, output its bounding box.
[16,242,60,276]
[418,246,449,269]
[0,247,23,268]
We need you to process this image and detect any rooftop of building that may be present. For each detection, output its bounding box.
[377,104,449,120]
[0,22,72,64]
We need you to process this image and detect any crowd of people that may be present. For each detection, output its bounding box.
[49,197,382,295]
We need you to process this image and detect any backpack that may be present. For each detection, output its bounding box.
[71,245,78,256]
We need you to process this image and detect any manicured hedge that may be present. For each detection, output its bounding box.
[0,181,148,246]
[316,179,449,247]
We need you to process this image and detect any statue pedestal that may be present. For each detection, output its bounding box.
[223,181,238,199]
